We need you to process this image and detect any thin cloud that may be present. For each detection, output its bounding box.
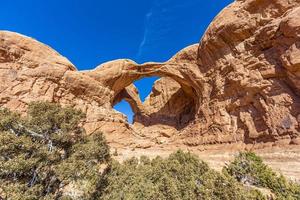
[136,10,153,59]
[136,0,188,61]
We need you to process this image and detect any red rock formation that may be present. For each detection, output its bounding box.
[195,0,300,146]
[1,0,300,150]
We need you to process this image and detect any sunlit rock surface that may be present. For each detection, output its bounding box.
[1,0,300,153]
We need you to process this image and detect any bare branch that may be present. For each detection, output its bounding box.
[17,124,45,139]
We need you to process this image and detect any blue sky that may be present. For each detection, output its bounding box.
[0,0,233,122]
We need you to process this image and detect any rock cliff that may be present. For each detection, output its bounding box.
[1,0,300,150]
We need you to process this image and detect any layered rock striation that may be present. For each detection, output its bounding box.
[1,0,300,149]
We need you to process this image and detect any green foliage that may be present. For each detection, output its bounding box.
[0,108,21,132]
[98,150,264,200]
[223,152,300,199]
[1,102,299,200]
[0,102,110,199]
[26,101,85,134]
[55,133,110,182]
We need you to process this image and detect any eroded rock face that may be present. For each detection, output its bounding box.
[194,0,300,146]
[1,0,300,150]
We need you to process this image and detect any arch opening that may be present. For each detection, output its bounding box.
[133,76,159,102]
[112,75,196,130]
[113,99,135,124]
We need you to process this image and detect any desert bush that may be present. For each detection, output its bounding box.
[97,150,265,200]
[0,102,110,200]
[26,101,85,134]
[223,152,300,199]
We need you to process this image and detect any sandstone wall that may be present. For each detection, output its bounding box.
[1,0,300,149]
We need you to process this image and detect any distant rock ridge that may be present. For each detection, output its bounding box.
[1,0,300,151]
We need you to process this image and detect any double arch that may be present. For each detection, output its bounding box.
[84,59,204,129]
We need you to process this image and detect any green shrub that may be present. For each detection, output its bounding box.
[223,152,300,199]
[0,108,21,132]
[26,101,85,134]
[0,102,110,199]
[97,150,265,200]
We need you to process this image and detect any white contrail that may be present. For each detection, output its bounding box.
[136,0,186,61]
[136,10,153,59]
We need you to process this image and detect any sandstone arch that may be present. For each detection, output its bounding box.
[84,55,202,130]
[80,45,203,131]
[112,77,197,130]
[83,55,203,108]
[1,0,300,149]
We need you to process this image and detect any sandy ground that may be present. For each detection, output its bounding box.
[113,145,300,182]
